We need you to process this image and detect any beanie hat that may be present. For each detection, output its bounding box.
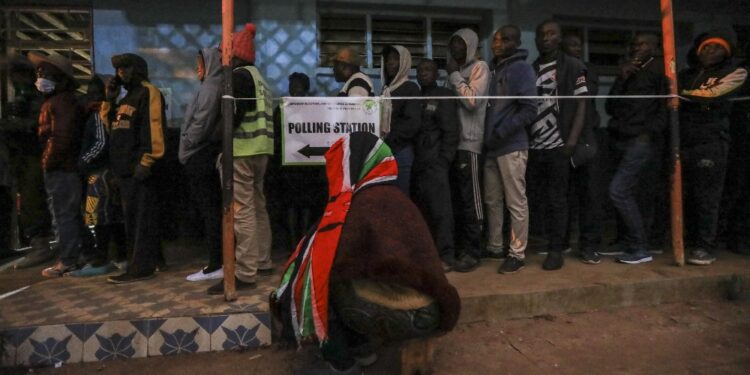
[332,47,362,67]
[232,23,256,63]
[696,29,737,57]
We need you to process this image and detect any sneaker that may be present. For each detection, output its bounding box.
[113,260,128,271]
[499,257,525,274]
[579,249,601,265]
[538,247,572,256]
[542,252,564,270]
[649,246,664,255]
[107,272,156,284]
[616,251,653,264]
[453,254,481,273]
[68,263,115,277]
[186,266,224,282]
[598,243,627,256]
[207,277,257,295]
[354,352,378,367]
[687,248,716,265]
[481,249,505,261]
[41,261,76,277]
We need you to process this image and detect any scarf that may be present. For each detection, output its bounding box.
[380,45,412,137]
[275,132,398,343]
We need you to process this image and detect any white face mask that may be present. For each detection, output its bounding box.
[35,78,56,94]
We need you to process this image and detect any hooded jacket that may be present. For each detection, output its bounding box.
[381,45,422,153]
[678,31,747,147]
[179,47,223,165]
[101,53,166,177]
[484,49,536,158]
[414,83,459,170]
[447,28,490,154]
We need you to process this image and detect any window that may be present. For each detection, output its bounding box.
[559,17,663,76]
[318,6,485,70]
[1,6,93,92]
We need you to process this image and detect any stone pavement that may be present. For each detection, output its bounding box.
[1,249,748,369]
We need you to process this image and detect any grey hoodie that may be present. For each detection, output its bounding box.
[179,47,223,165]
[447,28,490,154]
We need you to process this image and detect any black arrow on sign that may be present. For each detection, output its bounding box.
[298,144,329,158]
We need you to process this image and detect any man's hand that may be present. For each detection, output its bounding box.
[562,143,576,157]
[445,59,459,74]
[620,62,639,80]
[133,164,152,181]
[105,77,121,101]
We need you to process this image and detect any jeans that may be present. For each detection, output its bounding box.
[44,170,82,266]
[527,148,570,253]
[609,139,655,253]
[683,141,729,251]
[394,146,414,196]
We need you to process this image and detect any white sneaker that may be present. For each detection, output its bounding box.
[186,267,224,282]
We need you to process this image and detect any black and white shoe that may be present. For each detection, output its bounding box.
[687,249,716,266]
[579,249,601,265]
[499,257,525,274]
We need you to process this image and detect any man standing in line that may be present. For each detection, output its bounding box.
[446,28,490,273]
[679,30,747,265]
[413,59,459,270]
[561,33,604,265]
[604,33,668,265]
[333,47,374,97]
[102,53,166,283]
[28,52,85,277]
[208,24,275,294]
[528,20,589,271]
[179,47,224,282]
[483,25,537,274]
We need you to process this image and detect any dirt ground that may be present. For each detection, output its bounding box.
[6,299,749,375]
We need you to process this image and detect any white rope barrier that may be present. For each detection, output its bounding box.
[222,94,750,102]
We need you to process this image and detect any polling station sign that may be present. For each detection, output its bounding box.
[281,97,380,165]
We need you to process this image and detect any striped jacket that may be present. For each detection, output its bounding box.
[101,80,166,177]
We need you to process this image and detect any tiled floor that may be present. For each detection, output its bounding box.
[0,263,275,367]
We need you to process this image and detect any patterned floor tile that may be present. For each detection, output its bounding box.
[210,313,271,352]
[148,317,210,357]
[16,324,83,367]
[82,320,147,362]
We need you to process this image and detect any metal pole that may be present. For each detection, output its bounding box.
[221,0,237,300]
[660,0,685,266]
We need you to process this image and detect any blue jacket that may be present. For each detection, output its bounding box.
[484,49,537,158]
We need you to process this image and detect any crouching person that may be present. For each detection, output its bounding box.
[271,132,460,374]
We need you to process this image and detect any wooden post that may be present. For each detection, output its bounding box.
[660,0,685,266]
[221,0,237,300]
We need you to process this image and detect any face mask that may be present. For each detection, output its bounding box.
[35,78,56,94]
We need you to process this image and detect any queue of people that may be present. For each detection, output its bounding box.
[1,20,748,294]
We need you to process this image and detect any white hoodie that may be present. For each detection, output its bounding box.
[447,28,490,154]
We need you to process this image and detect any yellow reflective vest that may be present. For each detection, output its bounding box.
[233,66,274,157]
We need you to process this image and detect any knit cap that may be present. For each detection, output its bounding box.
[232,23,256,63]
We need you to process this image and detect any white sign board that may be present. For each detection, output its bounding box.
[281,97,381,165]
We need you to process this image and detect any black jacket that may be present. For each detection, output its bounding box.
[532,51,588,145]
[384,81,422,153]
[605,57,668,141]
[104,80,166,178]
[414,84,459,169]
[679,60,748,147]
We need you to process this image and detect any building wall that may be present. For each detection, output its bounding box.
[4,0,746,127]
